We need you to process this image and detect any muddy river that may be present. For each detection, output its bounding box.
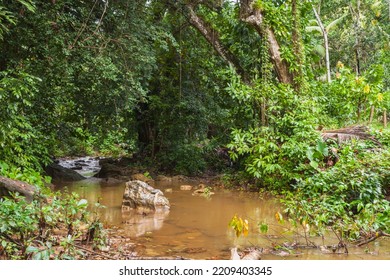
[54,176,390,260]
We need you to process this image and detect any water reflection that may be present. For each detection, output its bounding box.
[122,210,170,237]
[55,179,390,259]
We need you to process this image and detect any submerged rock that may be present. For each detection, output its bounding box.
[180,185,193,191]
[122,180,170,213]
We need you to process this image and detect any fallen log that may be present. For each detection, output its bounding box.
[321,125,381,145]
[0,176,37,202]
[357,231,390,247]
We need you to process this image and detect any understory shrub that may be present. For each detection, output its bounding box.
[282,141,390,242]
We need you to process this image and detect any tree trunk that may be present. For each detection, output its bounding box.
[292,0,304,91]
[0,176,37,202]
[369,106,375,124]
[384,110,387,128]
[239,0,293,84]
[351,0,361,76]
[313,6,331,83]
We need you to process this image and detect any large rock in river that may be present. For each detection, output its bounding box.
[95,162,124,178]
[122,180,170,213]
[44,163,85,182]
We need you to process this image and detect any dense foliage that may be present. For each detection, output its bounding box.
[0,165,106,260]
[1,0,389,254]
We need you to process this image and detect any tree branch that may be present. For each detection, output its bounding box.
[357,231,390,247]
[239,0,293,84]
[312,6,331,82]
[184,3,250,83]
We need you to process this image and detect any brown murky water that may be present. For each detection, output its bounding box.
[55,178,390,260]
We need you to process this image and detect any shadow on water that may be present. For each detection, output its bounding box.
[54,178,390,260]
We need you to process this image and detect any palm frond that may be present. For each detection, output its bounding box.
[313,44,326,57]
[17,0,36,12]
[305,26,323,34]
[326,14,347,33]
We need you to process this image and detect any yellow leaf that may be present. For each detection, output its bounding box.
[364,84,370,94]
[243,220,249,236]
[275,212,283,223]
[229,215,249,238]
[377,93,383,102]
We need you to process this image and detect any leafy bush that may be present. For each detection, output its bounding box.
[282,141,390,242]
[0,191,107,260]
[0,71,52,170]
[0,161,51,189]
[0,163,107,260]
[315,63,389,126]
[99,128,135,157]
[227,82,321,189]
[158,142,207,176]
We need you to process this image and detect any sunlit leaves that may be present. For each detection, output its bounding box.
[364,84,371,94]
[229,214,249,238]
[275,211,284,224]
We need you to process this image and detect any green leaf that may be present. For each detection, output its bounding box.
[310,161,319,169]
[313,45,326,57]
[259,222,269,234]
[26,246,39,253]
[306,148,315,161]
[17,0,36,12]
[316,141,328,156]
[77,199,88,208]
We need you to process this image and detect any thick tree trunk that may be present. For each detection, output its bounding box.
[240,0,293,84]
[0,176,37,202]
[185,4,250,83]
